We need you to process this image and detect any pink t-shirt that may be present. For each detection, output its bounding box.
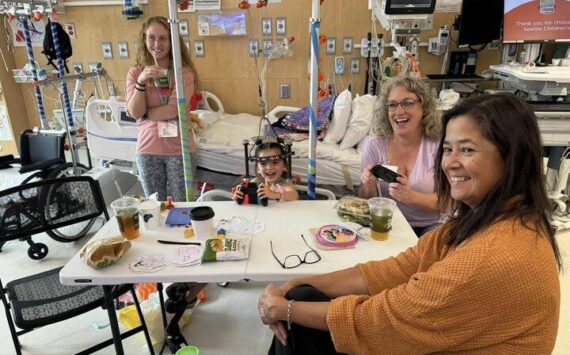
[361,136,442,227]
[126,66,196,156]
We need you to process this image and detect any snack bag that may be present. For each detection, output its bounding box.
[201,238,250,262]
[335,196,371,226]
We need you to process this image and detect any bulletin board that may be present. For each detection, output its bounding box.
[10,18,45,47]
[197,12,247,36]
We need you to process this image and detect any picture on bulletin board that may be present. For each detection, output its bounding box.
[0,106,13,141]
[197,12,247,36]
[11,18,45,47]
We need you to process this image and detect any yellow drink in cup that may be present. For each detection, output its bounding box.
[368,197,396,241]
[111,197,141,240]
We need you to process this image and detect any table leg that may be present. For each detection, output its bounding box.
[103,285,124,355]
[157,283,167,329]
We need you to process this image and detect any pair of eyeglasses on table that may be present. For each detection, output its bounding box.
[270,234,322,269]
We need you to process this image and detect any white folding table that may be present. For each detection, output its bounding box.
[60,200,418,354]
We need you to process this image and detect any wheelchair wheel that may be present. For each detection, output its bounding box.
[28,243,49,260]
[48,162,90,179]
[20,170,48,185]
[44,163,97,242]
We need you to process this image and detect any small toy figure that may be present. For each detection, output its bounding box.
[166,196,174,209]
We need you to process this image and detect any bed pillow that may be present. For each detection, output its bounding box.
[323,89,352,144]
[357,134,375,154]
[339,95,375,150]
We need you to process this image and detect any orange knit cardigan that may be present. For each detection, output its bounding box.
[327,218,560,354]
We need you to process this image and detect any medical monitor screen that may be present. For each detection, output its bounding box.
[503,0,570,42]
[457,0,503,46]
[384,0,436,15]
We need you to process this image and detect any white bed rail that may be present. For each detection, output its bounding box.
[85,97,138,163]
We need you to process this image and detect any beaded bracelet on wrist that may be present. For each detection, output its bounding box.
[287,300,295,331]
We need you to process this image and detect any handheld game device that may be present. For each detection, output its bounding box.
[370,164,401,183]
[235,181,268,206]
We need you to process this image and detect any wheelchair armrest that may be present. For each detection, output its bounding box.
[0,155,19,170]
[19,158,65,174]
[0,154,15,163]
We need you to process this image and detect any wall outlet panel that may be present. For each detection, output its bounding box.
[351,57,360,74]
[72,63,83,74]
[279,83,291,99]
[326,37,336,55]
[118,41,129,59]
[180,20,189,36]
[194,40,205,57]
[343,37,353,54]
[334,56,345,75]
[249,39,259,57]
[263,40,273,57]
[89,62,101,73]
[262,17,272,36]
[102,42,112,60]
[64,22,76,38]
[276,17,286,35]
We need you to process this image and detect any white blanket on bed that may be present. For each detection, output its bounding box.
[195,112,361,165]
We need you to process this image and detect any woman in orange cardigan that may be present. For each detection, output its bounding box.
[258,94,562,355]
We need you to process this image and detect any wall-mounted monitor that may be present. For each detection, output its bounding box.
[384,0,436,15]
[457,0,504,46]
[503,0,570,42]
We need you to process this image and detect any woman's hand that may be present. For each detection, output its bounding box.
[257,183,276,200]
[259,284,289,345]
[137,65,165,84]
[388,171,414,204]
[360,164,377,186]
[359,164,380,199]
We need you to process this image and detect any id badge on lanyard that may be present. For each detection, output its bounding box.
[156,84,178,137]
[158,120,178,138]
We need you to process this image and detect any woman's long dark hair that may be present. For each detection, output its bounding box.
[434,94,562,270]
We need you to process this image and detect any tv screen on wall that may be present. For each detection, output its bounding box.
[384,0,436,15]
[503,0,570,42]
[457,0,504,46]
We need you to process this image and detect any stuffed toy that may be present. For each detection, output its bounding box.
[189,113,207,129]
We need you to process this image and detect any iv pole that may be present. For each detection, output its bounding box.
[20,16,49,129]
[307,0,320,200]
[167,0,195,202]
[49,14,80,174]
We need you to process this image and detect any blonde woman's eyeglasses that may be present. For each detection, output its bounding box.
[387,99,419,111]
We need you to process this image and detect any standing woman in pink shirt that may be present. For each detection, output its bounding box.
[360,76,442,236]
[126,16,199,201]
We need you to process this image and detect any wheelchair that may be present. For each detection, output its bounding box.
[0,131,96,259]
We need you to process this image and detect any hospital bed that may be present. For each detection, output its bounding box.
[84,93,362,188]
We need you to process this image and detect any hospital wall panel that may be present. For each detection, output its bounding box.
[1,0,503,147]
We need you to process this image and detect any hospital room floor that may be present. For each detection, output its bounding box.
[0,167,568,354]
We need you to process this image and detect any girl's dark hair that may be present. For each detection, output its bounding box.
[255,142,286,156]
[435,93,562,270]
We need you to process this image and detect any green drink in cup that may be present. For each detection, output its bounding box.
[368,197,396,241]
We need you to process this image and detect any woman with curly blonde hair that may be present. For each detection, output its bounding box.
[126,16,200,202]
[360,76,442,236]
